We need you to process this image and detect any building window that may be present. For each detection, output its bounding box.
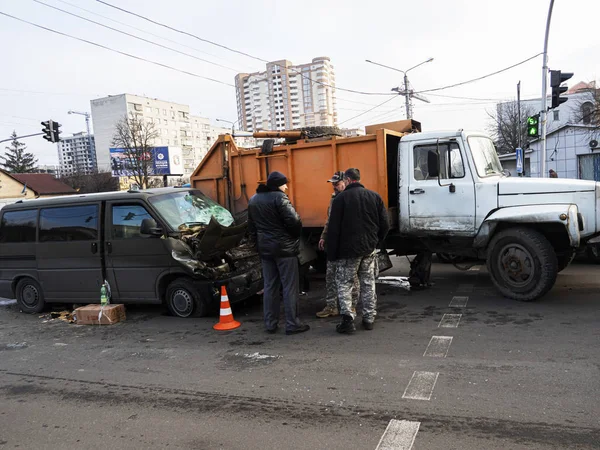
[145,106,152,113]
[163,109,167,116]
[553,110,560,121]
[155,108,160,114]
[582,102,594,125]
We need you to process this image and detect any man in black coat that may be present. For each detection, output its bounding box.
[326,168,389,333]
[247,171,310,335]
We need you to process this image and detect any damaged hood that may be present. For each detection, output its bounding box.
[183,217,247,261]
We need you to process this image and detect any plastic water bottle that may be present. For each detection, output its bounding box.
[100,283,108,307]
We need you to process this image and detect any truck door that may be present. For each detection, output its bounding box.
[37,202,103,301]
[104,201,171,302]
[408,141,476,235]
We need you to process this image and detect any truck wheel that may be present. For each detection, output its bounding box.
[487,228,558,301]
[556,250,576,273]
[165,279,208,318]
[15,278,46,314]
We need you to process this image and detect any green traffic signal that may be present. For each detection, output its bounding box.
[526,115,539,137]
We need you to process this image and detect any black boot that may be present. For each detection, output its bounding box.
[336,314,356,334]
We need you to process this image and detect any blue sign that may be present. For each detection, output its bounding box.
[109,146,182,177]
[516,147,523,174]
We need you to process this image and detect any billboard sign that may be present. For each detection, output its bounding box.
[110,146,183,177]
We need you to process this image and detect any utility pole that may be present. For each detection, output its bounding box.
[517,81,522,150]
[68,110,95,172]
[540,0,555,179]
[365,58,433,120]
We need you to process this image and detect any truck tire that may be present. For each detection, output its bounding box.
[487,227,558,301]
[15,278,46,314]
[556,250,576,273]
[165,279,208,318]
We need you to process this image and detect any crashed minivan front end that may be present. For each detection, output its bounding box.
[150,190,263,305]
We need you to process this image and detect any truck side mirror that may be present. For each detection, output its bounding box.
[427,151,439,178]
[140,218,162,236]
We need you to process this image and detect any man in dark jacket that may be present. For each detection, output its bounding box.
[247,171,310,335]
[327,168,389,333]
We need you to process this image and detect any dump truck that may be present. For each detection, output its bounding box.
[191,120,600,301]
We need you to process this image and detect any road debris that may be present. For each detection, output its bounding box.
[376,276,411,291]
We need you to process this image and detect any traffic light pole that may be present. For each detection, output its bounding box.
[0,132,44,144]
[540,0,555,179]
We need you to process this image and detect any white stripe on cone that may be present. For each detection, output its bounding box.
[220,307,232,316]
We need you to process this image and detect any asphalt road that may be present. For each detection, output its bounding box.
[1,257,599,450]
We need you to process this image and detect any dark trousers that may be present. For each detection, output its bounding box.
[262,257,301,332]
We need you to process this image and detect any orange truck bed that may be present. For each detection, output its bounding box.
[190,120,420,228]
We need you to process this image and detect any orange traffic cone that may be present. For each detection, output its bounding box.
[213,286,241,331]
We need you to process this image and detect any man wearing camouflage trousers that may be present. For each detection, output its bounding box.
[326,168,389,333]
[316,171,359,318]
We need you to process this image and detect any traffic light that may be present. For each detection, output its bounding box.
[526,114,539,137]
[40,120,61,143]
[41,120,53,143]
[550,70,573,109]
[51,121,61,142]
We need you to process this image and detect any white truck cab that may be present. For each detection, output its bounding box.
[398,130,599,300]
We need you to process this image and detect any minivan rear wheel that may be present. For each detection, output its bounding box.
[165,279,208,318]
[15,278,46,314]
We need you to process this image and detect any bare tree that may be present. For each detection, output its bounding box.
[111,114,160,188]
[487,101,536,154]
[60,170,119,194]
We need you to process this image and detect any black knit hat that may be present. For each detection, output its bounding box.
[266,171,288,188]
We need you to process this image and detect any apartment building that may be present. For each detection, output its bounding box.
[57,132,96,177]
[90,94,239,175]
[235,57,337,132]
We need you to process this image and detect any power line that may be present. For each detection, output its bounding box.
[426,93,505,101]
[339,96,398,125]
[54,0,251,69]
[0,12,235,88]
[414,53,543,94]
[32,0,241,72]
[96,0,395,96]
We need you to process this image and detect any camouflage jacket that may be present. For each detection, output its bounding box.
[320,193,337,242]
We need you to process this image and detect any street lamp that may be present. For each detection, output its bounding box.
[365,57,434,119]
[215,118,239,135]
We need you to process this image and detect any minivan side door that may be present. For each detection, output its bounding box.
[105,201,172,302]
[37,202,103,301]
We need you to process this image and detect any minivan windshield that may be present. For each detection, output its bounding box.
[468,136,504,177]
[149,190,234,230]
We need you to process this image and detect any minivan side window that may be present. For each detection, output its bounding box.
[112,205,152,239]
[0,210,37,243]
[40,205,98,242]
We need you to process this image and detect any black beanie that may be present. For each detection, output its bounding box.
[266,171,288,188]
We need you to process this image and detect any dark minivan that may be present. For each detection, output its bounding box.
[0,188,262,317]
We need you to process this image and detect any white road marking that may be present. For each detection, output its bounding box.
[457,283,474,293]
[376,419,421,450]
[450,296,469,307]
[423,336,453,357]
[438,313,462,328]
[402,371,439,401]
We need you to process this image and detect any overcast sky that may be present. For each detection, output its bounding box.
[1,0,599,166]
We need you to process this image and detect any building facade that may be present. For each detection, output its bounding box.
[497,82,599,179]
[57,132,96,178]
[90,94,240,176]
[235,57,337,132]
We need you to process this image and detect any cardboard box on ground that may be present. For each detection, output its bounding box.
[74,304,126,325]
